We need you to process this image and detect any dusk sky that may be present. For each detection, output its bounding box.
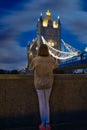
[0,0,87,70]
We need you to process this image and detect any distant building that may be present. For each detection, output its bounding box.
[27,10,61,68]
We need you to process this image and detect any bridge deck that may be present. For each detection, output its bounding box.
[59,58,87,68]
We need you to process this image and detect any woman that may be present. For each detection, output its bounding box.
[29,43,57,130]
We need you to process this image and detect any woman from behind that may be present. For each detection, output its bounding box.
[29,42,57,130]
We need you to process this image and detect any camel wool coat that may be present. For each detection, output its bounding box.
[29,56,57,89]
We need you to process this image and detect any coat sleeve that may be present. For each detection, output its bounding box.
[29,59,35,71]
[51,58,58,69]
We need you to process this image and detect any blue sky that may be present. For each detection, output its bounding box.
[0,0,87,70]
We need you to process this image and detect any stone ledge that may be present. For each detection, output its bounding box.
[0,74,87,129]
[0,74,87,79]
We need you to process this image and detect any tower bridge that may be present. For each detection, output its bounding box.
[27,10,61,67]
[27,10,87,71]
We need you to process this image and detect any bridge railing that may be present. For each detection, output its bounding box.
[59,58,87,69]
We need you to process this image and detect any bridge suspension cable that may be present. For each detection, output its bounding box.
[61,39,79,53]
[41,36,80,60]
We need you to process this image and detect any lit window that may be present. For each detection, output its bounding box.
[53,21,58,28]
[48,40,55,46]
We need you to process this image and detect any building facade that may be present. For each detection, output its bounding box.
[27,10,61,67]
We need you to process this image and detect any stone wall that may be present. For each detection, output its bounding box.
[0,74,87,128]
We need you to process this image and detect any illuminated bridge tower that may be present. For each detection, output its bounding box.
[37,10,61,49]
[27,10,61,67]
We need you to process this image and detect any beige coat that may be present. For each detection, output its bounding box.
[29,56,57,89]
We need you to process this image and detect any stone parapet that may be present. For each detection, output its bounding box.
[0,74,87,128]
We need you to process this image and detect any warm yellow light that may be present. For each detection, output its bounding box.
[43,20,48,27]
[48,40,55,46]
[46,10,51,16]
[42,10,53,27]
[30,52,32,56]
[29,52,33,59]
[53,21,58,28]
